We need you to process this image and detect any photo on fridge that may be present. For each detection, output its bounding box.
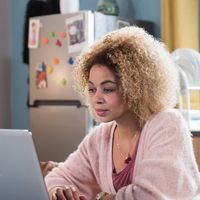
[66,14,86,53]
[28,19,40,48]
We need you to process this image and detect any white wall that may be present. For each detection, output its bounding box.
[0,0,11,128]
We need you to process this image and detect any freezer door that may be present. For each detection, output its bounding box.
[29,106,91,162]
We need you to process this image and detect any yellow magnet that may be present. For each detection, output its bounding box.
[47,66,54,74]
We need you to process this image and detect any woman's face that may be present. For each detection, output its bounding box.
[88,64,129,123]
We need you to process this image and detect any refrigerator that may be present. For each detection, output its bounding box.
[28,11,117,162]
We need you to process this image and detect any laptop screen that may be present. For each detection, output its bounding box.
[0,129,49,200]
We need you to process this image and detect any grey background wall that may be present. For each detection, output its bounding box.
[11,0,29,129]
[1,0,161,129]
[0,0,11,128]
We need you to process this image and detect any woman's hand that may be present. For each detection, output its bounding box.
[40,161,58,177]
[49,186,87,200]
[95,192,115,200]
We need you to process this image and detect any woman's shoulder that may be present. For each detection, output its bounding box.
[142,109,190,139]
[138,109,192,156]
[149,109,185,125]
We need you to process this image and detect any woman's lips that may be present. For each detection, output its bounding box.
[95,109,108,116]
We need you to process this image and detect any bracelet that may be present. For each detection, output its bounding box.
[95,192,108,200]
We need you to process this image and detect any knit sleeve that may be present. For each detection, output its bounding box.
[115,110,200,200]
[44,126,102,199]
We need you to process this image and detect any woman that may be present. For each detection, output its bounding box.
[45,26,200,200]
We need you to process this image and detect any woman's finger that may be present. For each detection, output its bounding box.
[63,186,74,200]
[79,195,87,200]
[52,192,57,200]
[55,188,68,200]
[49,188,58,200]
[71,186,80,200]
[50,186,86,200]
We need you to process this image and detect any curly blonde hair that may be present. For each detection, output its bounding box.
[74,26,179,128]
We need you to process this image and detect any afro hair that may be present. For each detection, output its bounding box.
[74,26,179,128]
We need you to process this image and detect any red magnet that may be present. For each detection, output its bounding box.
[42,37,49,44]
[60,32,66,38]
[53,57,59,65]
[56,39,62,47]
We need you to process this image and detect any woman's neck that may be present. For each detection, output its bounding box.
[115,112,140,139]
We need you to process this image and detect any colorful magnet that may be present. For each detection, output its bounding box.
[36,62,44,71]
[42,37,49,44]
[53,57,59,65]
[36,62,47,89]
[68,57,74,65]
[49,32,55,37]
[47,66,54,74]
[60,32,66,38]
[56,39,62,47]
[60,78,67,86]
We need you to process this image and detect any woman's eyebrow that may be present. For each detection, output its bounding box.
[101,80,117,85]
[88,80,117,85]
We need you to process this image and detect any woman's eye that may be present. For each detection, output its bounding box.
[88,88,96,94]
[103,88,114,93]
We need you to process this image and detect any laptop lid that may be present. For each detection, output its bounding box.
[0,129,49,200]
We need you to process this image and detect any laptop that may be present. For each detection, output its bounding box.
[0,129,49,200]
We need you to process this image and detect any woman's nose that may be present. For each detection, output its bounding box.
[93,90,104,104]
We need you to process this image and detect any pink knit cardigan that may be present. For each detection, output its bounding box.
[45,109,200,199]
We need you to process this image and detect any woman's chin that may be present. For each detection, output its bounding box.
[96,117,113,123]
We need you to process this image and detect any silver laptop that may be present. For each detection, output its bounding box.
[0,129,49,200]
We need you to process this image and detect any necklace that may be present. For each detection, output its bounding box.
[116,143,131,164]
[115,132,138,164]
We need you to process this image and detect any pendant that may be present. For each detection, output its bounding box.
[124,156,131,164]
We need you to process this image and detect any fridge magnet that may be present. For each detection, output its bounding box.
[47,66,54,74]
[28,19,40,48]
[42,37,49,45]
[49,32,55,38]
[53,57,59,65]
[68,57,74,65]
[65,14,86,53]
[60,78,67,86]
[36,62,47,89]
[60,32,66,38]
[56,39,62,47]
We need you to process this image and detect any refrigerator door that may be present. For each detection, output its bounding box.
[29,106,91,161]
[29,11,94,106]
[28,11,117,162]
